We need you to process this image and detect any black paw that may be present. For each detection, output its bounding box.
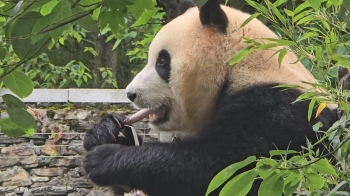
[83,144,126,186]
[84,113,136,151]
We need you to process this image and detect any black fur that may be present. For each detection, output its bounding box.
[199,0,228,33]
[155,49,171,82]
[83,83,337,196]
[178,0,196,15]
[83,113,142,151]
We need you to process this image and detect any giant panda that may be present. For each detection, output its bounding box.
[82,0,338,195]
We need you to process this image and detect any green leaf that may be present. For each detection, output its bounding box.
[305,173,324,189]
[195,0,208,8]
[310,159,338,176]
[2,94,26,109]
[308,99,316,122]
[0,118,26,137]
[132,9,157,27]
[277,48,287,66]
[307,0,323,11]
[40,0,59,16]
[270,3,286,25]
[284,9,294,17]
[127,0,155,19]
[101,71,107,79]
[294,2,311,15]
[344,0,350,11]
[74,7,98,32]
[32,0,71,40]
[3,71,34,98]
[298,32,319,42]
[205,156,256,196]
[230,47,252,65]
[0,47,6,60]
[7,107,37,129]
[11,12,50,60]
[258,172,284,196]
[219,170,258,196]
[269,150,298,156]
[23,128,35,136]
[283,174,301,196]
[240,13,260,28]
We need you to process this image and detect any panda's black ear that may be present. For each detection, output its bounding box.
[199,0,228,33]
[178,0,196,15]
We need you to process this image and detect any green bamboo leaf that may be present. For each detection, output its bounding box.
[273,0,287,7]
[3,71,34,98]
[293,10,312,23]
[240,13,260,28]
[297,32,319,42]
[270,3,286,25]
[7,107,37,129]
[308,98,316,122]
[230,47,252,65]
[294,2,311,15]
[219,170,258,196]
[205,156,256,196]
[307,0,324,11]
[277,48,287,66]
[2,94,26,109]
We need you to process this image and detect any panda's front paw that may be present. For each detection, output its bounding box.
[83,113,130,151]
[83,144,126,186]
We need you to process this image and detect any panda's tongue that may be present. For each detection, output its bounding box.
[124,107,164,125]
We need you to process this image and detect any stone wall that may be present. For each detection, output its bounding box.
[0,103,153,196]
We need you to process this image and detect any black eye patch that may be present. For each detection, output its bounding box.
[155,49,171,82]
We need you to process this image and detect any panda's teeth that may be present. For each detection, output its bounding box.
[149,114,158,122]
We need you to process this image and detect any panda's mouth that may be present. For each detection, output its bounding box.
[148,105,169,124]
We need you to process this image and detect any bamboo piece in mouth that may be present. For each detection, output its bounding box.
[124,108,151,125]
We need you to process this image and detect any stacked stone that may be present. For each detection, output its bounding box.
[0,104,151,196]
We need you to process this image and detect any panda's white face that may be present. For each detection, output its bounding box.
[126,7,228,132]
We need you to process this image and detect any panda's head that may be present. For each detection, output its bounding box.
[126,0,316,132]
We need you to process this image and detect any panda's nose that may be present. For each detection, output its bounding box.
[127,92,137,102]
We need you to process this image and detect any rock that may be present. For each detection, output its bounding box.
[67,168,81,178]
[49,157,82,167]
[0,147,37,168]
[53,110,66,120]
[31,186,74,196]
[87,190,114,196]
[31,176,50,182]
[0,136,28,144]
[37,156,52,166]
[66,110,91,120]
[0,186,16,194]
[31,168,67,177]
[0,167,32,186]
[5,193,16,196]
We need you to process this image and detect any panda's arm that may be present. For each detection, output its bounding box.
[83,135,250,196]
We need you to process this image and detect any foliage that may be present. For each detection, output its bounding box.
[0,0,164,137]
[207,0,350,195]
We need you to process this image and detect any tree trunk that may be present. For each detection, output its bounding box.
[93,33,117,89]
